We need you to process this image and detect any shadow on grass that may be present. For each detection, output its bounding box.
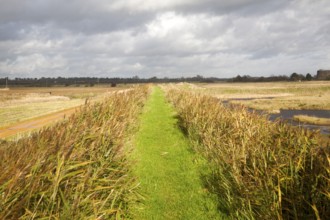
[174,115,233,218]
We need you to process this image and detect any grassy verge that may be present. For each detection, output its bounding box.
[165,87,330,219]
[131,87,223,219]
[293,115,330,125]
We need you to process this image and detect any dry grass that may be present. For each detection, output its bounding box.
[0,99,83,127]
[0,86,149,219]
[0,86,128,102]
[0,86,130,127]
[165,85,330,219]
[293,115,330,125]
[199,81,330,111]
[230,94,330,111]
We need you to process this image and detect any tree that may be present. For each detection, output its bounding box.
[290,72,299,81]
[233,75,242,82]
[306,73,312,81]
[290,72,305,81]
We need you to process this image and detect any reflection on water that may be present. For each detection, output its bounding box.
[257,109,330,135]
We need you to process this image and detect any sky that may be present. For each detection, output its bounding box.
[0,0,329,79]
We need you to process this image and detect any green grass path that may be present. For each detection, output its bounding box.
[131,87,223,219]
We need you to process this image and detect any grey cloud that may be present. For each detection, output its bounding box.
[0,0,154,36]
[0,0,329,78]
[0,22,25,41]
[0,0,289,35]
[175,0,288,16]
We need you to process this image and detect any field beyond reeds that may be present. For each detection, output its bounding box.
[201,81,330,111]
[0,86,127,128]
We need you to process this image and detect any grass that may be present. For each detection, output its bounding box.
[131,87,224,219]
[165,86,330,219]
[293,115,330,125]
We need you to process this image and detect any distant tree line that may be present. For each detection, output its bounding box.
[0,75,225,87]
[0,72,327,87]
[232,72,316,82]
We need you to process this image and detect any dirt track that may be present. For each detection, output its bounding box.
[0,107,78,139]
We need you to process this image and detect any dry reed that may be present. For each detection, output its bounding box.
[166,87,330,219]
[0,86,149,219]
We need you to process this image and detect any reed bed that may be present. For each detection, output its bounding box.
[0,86,148,219]
[165,87,330,219]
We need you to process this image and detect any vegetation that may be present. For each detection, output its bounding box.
[229,96,330,112]
[165,87,330,219]
[2,72,329,88]
[1,83,329,219]
[293,115,330,125]
[0,86,119,102]
[0,86,148,219]
[131,87,223,219]
[201,81,330,111]
[0,99,82,128]
[0,76,225,87]
[0,87,124,127]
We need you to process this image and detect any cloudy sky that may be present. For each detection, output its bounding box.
[0,0,329,78]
